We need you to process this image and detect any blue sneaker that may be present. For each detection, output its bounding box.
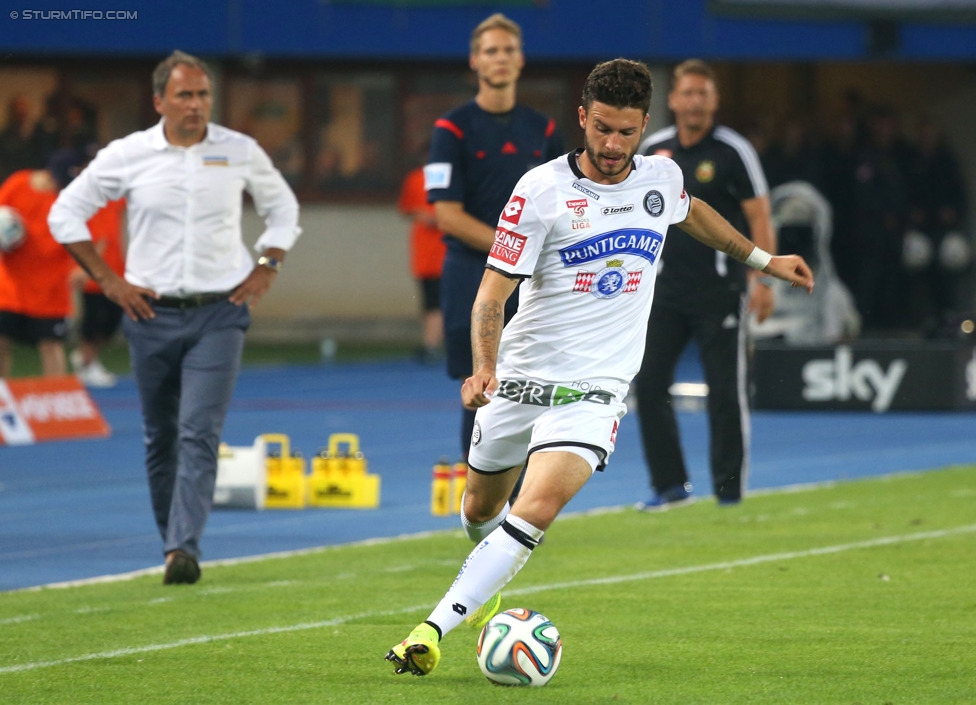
[635,483,694,512]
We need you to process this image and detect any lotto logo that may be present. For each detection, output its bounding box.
[490,227,527,266]
[501,195,526,225]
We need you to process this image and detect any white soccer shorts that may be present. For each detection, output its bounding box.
[467,390,627,474]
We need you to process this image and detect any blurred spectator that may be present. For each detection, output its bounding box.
[397,158,446,364]
[0,96,36,181]
[846,104,912,333]
[821,89,869,292]
[901,115,971,334]
[69,184,126,388]
[0,148,88,376]
[762,117,825,191]
[743,119,772,166]
[63,97,98,152]
[28,95,98,169]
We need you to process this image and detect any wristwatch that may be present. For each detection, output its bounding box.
[257,255,282,273]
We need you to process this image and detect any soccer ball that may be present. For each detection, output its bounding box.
[0,205,26,253]
[476,608,562,686]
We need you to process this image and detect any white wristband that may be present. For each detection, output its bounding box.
[744,246,772,271]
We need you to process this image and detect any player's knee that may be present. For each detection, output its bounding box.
[509,496,560,532]
[461,492,505,525]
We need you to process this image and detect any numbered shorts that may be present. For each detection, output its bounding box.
[467,394,627,474]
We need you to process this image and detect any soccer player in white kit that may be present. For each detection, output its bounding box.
[386,58,814,678]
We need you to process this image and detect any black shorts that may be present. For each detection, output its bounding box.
[418,277,441,312]
[79,292,123,342]
[0,311,70,344]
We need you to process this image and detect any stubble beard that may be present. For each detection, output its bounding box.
[584,136,632,180]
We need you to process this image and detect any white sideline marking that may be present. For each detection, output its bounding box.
[10,471,939,594]
[504,523,976,596]
[0,614,39,625]
[19,528,460,592]
[2,523,974,675]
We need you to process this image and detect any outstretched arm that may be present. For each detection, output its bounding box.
[741,194,777,322]
[678,197,814,293]
[461,268,520,410]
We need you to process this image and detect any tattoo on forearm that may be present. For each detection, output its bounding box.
[471,300,503,371]
[724,239,751,262]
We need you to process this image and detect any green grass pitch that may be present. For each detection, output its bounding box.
[2,466,974,704]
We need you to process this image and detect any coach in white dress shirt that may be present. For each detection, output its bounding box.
[49,51,301,585]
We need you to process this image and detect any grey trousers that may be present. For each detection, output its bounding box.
[123,300,250,559]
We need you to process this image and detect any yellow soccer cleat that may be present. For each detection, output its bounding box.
[465,592,501,629]
[385,623,441,676]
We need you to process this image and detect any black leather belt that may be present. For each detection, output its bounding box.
[154,291,232,309]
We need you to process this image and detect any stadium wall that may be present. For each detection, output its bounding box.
[3,0,976,61]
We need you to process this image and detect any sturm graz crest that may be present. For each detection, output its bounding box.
[592,263,629,299]
[573,258,642,299]
[643,190,665,217]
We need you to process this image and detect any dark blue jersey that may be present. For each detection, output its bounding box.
[425,100,562,259]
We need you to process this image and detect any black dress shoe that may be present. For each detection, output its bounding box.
[163,549,202,585]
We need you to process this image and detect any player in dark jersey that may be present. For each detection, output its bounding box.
[633,59,777,510]
[424,13,562,460]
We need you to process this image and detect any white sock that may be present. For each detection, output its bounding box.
[460,499,509,542]
[427,515,544,637]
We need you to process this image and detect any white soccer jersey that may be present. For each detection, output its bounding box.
[488,150,690,385]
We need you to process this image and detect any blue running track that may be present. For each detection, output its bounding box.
[2,355,974,591]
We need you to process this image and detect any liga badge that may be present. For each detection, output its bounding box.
[573,258,642,299]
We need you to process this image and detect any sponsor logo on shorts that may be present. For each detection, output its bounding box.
[471,420,482,446]
[495,379,614,407]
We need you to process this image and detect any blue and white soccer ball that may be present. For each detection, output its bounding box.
[0,205,26,253]
[476,608,562,686]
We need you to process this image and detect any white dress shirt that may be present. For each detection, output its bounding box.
[49,120,301,296]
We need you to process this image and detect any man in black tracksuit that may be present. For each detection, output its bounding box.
[634,59,776,509]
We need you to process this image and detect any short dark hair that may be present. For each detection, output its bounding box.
[581,59,652,114]
[152,50,213,97]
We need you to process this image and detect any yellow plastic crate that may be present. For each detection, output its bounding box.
[308,433,380,509]
[263,433,307,509]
